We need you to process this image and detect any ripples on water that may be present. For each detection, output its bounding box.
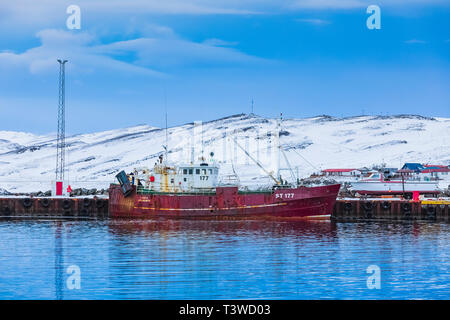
[0,218,448,299]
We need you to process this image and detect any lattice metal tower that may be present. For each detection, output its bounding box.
[56,59,68,181]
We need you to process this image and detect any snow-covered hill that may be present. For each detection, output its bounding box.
[0,114,449,193]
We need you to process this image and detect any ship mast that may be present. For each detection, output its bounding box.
[277,113,281,182]
[201,122,204,161]
[277,113,297,186]
[164,89,168,165]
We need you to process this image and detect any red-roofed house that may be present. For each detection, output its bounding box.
[322,169,362,177]
[420,167,450,179]
[424,164,449,169]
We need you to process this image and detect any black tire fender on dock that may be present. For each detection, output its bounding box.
[2,206,11,215]
[96,199,104,208]
[40,198,50,208]
[426,205,436,220]
[62,199,72,210]
[363,201,373,212]
[381,201,391,211]
[344,202,352,212]
[22,198,33,208]
[83,198,91,207]
[80,208,89,216]
[402,202,412,213]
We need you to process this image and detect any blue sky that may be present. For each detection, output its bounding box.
[0,0,449,134]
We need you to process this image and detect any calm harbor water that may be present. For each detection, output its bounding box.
[0,218,449,300]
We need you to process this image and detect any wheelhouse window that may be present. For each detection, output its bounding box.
[196,169,200,174]
[202,169,207,175]
[189,169,193,174]
[183,169,187,175]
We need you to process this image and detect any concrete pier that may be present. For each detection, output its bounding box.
[1,195,449,222]
[0,197,109,218]
[332,198,450,222]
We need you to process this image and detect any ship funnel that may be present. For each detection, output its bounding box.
[116,170,133,197]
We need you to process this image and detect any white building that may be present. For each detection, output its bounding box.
[322,169,362,177]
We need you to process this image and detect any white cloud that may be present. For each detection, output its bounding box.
[290,0,364,9]
[0,29,163,76]
[95,37,266,68]
[290,0,450,10]
[85,0,260,14]
[0,0,258,24]
[0,28,265,76]
[36,29,95,48]
[0,0,447,39]
[1,0,448,25]
[140,24,176,38]
[202,39,239,47]
[404,39,427,44]
[295,18,331,25]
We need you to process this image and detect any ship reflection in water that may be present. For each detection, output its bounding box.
[0,218,449,299]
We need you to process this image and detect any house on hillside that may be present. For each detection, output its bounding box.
[358,167,372,176]
[424,164,449,169]
[401,163,425,173]
[420,166,450,179]
[322,169,362,177]
[396,169,416,178]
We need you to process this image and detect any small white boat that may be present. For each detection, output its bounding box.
[350,172,440,195]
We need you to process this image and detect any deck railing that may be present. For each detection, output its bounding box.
[136,186,273,196]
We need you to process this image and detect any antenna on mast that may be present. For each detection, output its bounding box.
[251,99,254,115]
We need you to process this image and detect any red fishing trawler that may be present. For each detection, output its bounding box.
[109,116,340,219]
[109,154,340,219]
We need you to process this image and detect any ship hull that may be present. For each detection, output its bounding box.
[351,181,440,195]
[109,184,341,219]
